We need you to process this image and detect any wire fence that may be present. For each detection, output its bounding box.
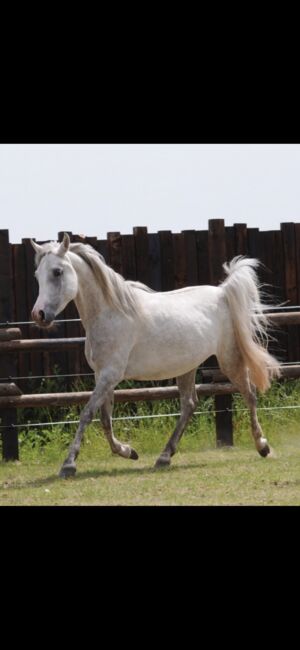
[1,305,300,327]
[1,360,299,383]
[1,309,300,435]
[2,403,300,430]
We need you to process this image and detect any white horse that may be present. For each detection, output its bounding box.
[30,233,280,478]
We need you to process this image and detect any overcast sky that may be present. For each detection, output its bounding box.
[0,144,300,243]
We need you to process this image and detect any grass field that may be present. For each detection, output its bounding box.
[1,380,300,505]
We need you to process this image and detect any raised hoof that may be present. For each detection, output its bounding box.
[59,464,77,478]
[130,448,139,460]
[258,444,270,458]
[154,455,171,469]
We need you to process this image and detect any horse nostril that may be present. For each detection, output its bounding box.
[39,310,45,322]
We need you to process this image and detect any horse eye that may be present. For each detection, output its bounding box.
[53,268,63,278]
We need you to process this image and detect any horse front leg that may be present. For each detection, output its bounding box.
[59,369,122,478]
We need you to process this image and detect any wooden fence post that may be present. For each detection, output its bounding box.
[0,230,19,460]
[208,219,233,447]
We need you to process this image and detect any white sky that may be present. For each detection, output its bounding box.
[0,143,300,243]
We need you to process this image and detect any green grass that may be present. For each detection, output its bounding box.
[1,379,300,505]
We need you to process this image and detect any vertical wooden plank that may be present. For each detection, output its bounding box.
[271,230,286,362]
[208,219,233,447]
[133,227,150,286]
[247,228,262,260]
[159,230,175,291]
[234,223,248,255]
[196,230,210,285]
[121,234,137,281]
[281,223,299,361]
[215,395,233,448]
[260,231,276,292]
[208,219,226,284]
[225,226,235,262]
[148,233,162,291]
[259,230,284,361]
[107,232,123,274]
[0,230,18,460]
[85,236,98,250]
[182,230,198,286]
[173,233,187,289]
[12,243,30,389]
[96,238,109,263]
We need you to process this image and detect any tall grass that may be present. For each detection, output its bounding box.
[4,368,300,462]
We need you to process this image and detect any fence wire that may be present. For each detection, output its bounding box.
[2,403,300,430]
[2,361,299,383]
[1,305,300,327]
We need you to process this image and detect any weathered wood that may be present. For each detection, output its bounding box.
[0,328,21,341]
[0,382,237,409]
[0,337,85,353]
[225,226,235,261]
[148,233,162,291]
[281,223,299,361]
[208,219,233,445]
[182,230,198,286]
[12,243,30,385]
[159,231,174,291]
[208,219,226,284]
[0,229,18,460]
[215,394,233,447]
[107,232,123,274]
[268,312,300,325]
[247,228,262,259]
[196,230,210,286]
[121,234,137,282]
[133,227,150,286]
[234,223,248,255]
[0,383,22,396]
[173,233,186,289]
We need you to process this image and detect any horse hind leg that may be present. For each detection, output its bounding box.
[218,353,270,457]
[155,369,198,469]
[100,391,139,461]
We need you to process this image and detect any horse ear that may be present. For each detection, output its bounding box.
[30,239,43,254]
[58,232,70,256]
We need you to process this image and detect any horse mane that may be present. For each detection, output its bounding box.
[69,242,153,315]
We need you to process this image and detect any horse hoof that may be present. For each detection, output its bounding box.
[258,444,270,458]
[154,455,171,469]
[59,464,77,478]
[130,448,139,460]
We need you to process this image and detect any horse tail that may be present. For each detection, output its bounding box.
[221,256,281,392]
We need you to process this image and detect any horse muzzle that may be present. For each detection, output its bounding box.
[31,307,56,328]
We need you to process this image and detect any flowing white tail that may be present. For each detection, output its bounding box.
[222,256,281,392]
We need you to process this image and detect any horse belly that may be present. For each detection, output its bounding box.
[124,330,216,381]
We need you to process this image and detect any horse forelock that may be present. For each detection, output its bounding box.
[34,242,59,267]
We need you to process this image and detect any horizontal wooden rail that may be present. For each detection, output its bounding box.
[1,362,299,409]
[0,382,236,409]
[268,312,300,325]
[0,337,85,352]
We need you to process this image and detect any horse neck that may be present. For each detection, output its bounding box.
[70,254,106,329]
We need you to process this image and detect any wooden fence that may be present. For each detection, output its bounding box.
[1,219,300,388]
[1,310,300,461]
